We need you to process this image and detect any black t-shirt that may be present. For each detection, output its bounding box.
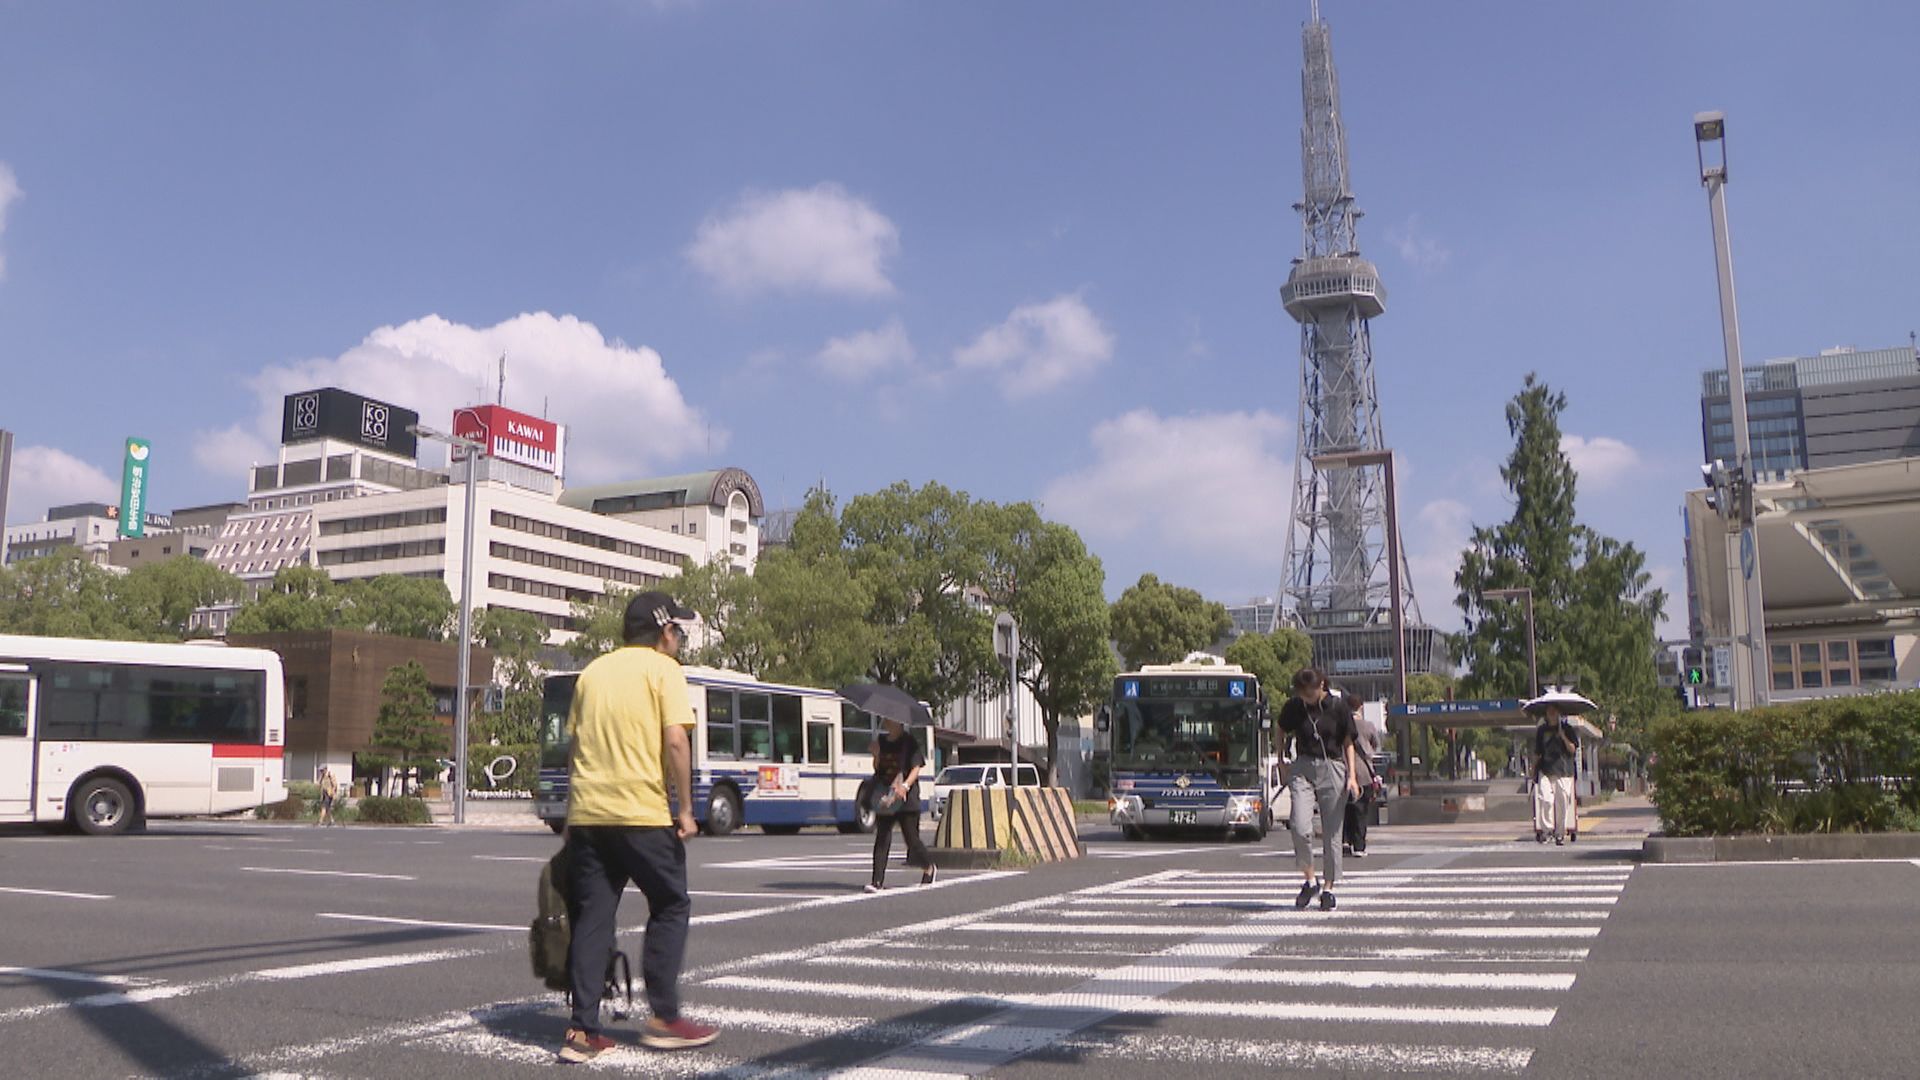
[1277,695,1357,760]
[872,731,926,811]
[1535,721,1579,778]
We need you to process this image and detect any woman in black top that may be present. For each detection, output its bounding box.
[1276,667,1361,911]
[867,717,936,891]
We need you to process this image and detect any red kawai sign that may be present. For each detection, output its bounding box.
[451,405,565,476]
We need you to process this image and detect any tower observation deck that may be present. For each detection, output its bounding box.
[1279,3,1445,702]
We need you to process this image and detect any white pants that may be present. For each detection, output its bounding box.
[1534,775,1575,837]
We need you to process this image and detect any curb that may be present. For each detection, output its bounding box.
[1644,832,1920,863]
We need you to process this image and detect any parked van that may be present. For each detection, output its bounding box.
[930,762,1042,821]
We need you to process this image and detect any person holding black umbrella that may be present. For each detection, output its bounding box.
[867,714,936,891]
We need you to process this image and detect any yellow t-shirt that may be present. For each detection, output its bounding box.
[566,645,694,827]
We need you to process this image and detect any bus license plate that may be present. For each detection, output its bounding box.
[1170,809,1197,826]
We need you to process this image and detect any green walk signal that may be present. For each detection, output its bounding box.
[1686,667,1705,685]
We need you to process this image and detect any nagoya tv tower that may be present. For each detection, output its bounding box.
[1279,0,1435,703]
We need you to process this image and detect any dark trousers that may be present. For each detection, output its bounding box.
[1343,790,1371,852]
[567,825,691,1032]
[871,811,929,885]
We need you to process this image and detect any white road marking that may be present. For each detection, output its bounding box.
[0,966,159,987]
[0,885,113,900]
[1202,865,1632,878]
[1052,908,1613,922]
[691,889,835,900]
[1066,895,1618,907]
[472,855,548,863]
[1085,845,1218,860]
[690,870,1025,926]
[705,975,1559,1027]
[805,953,1580,991]
[317,913,521,933]
[0,947,489,1026]
[962,921,1603,939]
[241,866,415,881]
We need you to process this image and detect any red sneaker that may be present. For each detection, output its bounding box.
[640,1016,719,1050]
[558,1027,616,1063]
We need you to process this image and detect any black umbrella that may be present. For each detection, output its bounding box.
[836,683,934,728]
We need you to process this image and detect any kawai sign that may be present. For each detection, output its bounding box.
[451,405,566,476]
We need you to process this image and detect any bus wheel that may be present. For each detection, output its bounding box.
[704,787,742,837]
[547,819,565,834]
[73,777,135,836]
[837,784,877,834]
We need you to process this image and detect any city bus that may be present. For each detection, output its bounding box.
[0,634,288,835]
[1097,663,1277,841]
[533,666,929,835]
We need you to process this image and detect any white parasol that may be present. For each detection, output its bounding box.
[1522,689,1597,717]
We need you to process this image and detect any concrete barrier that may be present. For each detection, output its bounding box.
[931,786,1082,868]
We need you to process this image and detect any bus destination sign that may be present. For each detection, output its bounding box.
[1119,676,1250,700]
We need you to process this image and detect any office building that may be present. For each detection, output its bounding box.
[1700,344,1920,477]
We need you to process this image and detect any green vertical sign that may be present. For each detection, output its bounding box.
[119,437,151,538]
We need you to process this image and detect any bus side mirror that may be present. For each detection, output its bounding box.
[1094,706,1110,733]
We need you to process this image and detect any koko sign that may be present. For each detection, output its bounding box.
[279,388,420,458]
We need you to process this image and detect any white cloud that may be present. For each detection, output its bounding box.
[954,294,1114,399]
[1041,409,1293,570]
[194,312,713,487]
[1385,213,1450,272]
[1647,563,1681,640]
[4,445,117,526]
[0,162,22,280]
[686,182,899,298]
[1560,434,1642,490]
[816,319,914,382]
[1405,497,1475,632]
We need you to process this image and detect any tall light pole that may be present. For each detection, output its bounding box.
[993,612,1019,784]
[1695,111,1770,710]
[1484,587,1537,699]
[1310,449,1405,763]
[409,422,486,825]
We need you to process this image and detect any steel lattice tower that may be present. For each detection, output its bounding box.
[1279,2,1427,699]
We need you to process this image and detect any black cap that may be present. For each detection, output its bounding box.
[623,591,696,641]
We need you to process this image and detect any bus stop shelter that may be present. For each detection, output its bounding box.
[1389,699,1606,798]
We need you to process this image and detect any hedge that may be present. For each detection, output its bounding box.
[354,796,433,825]
[1648,690,1920,836]
[464,743,540,793]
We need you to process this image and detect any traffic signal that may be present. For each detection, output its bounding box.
[1687,665,1705,685]
[1701,460,1732,517]
[1682,646,1705,686]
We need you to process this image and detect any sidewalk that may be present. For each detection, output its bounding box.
[419,795,553,830]
[1380,794,1660,843]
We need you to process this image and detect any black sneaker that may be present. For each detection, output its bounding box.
[1319,889,1338,912]
[1568,830,1578,843]
[921,863,937,887]
[1341,844,1354,857]
[1554,837,1565,847]
[1294,880,1321,909]
[1535,829,1547,843]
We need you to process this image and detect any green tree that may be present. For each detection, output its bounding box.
[981,505,1116,783]
[566,583,636,663]
[1108,573,1232,669]
[840,481,997,711]
[342,575,455,640]
[1223,626,1316,699]
[366,659,447,788]
[0,549,131,639]
[1453,374,1667,734]
[229,566,345,635]
[473,606,551,745]
[116,557,245,641]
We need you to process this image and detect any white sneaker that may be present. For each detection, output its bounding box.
[863,883,883,893]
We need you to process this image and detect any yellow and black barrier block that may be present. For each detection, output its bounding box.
[929,785,1082,869]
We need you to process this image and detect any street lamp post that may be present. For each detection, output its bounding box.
[1309,449,1406,765]
[1484,587,1537,699]
[409,422,487,825]
[993,612,1019,785]
[1694,111,1770,711]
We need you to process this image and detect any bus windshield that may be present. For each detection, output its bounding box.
[538,674,575,770]
[1110,697,1259,780]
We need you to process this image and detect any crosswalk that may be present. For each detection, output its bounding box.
[362,857,1632,1076]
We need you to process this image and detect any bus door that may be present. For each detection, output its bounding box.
[805,710,836,822]
[0,668,35,819]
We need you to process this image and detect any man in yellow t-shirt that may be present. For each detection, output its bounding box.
[560,591,718,1063]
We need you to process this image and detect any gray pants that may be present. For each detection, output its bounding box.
[1288,756,1350,886]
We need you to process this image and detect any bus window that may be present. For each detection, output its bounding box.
[805,721,832,764]
[0,676,27,737]
[771,694,803,763]
[706,688,737,759]
[739,692,772,760]
[841,703,877,757]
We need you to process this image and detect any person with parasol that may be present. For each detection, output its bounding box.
[838,683,938,892]
[1525,688,1594,846]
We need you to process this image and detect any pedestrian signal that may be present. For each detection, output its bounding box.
[1686,666,1705,685]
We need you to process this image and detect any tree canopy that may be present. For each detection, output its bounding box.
[1453,374,1670,739]
[1223,626,1315,699]
[1109,573,1231,669]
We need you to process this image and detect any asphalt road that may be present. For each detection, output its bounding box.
[2,814,1918,1078]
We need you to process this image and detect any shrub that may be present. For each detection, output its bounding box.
[354,796,433,825]
[466,743,540,793]
[1649,690,1919,837]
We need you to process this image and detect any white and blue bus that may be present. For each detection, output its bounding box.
[1098,663,1277,841]
[533,666,930,836]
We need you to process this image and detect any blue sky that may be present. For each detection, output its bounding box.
[3,1,1917,637]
